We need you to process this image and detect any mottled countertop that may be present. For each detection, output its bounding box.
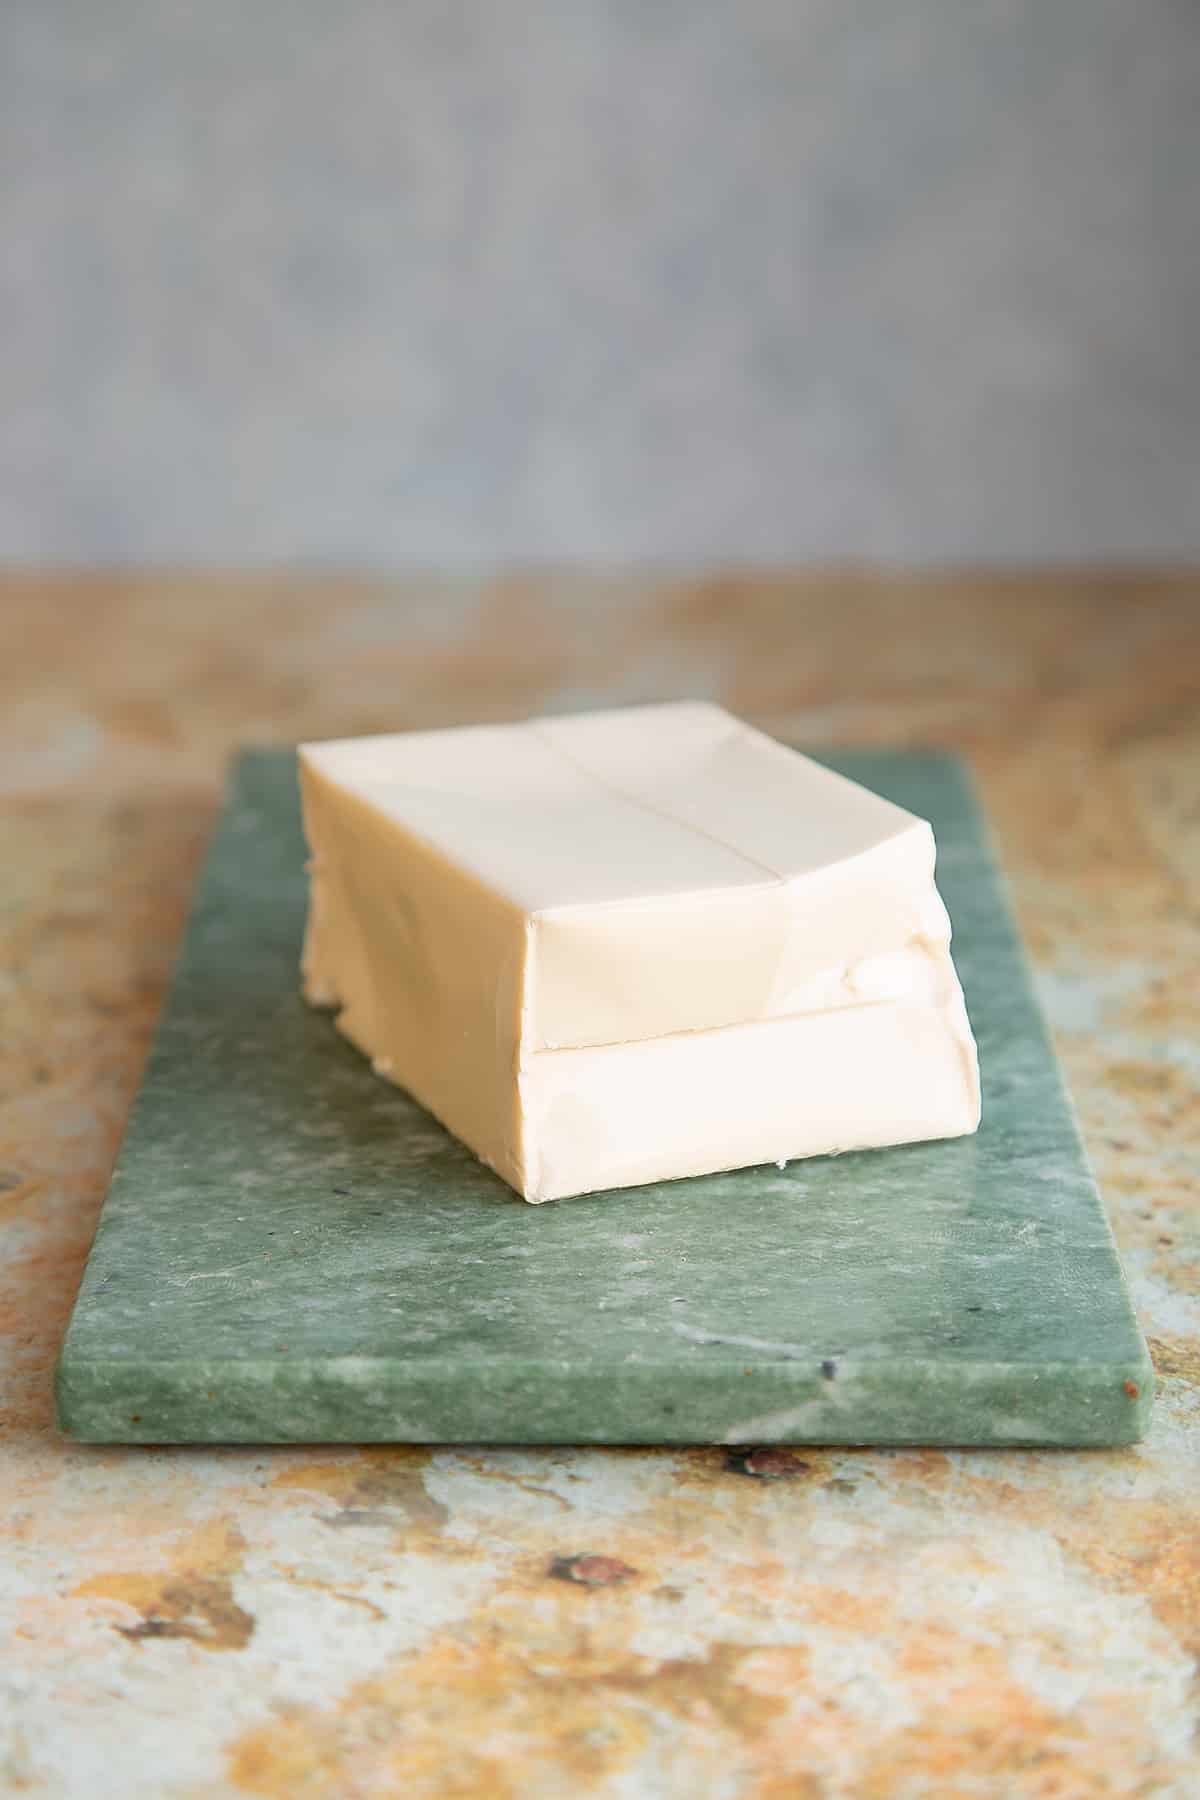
[2,574,1198,1797]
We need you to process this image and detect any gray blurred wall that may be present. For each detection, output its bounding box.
[3,0,1199,565]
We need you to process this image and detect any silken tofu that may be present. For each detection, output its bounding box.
[299,703,980,1201]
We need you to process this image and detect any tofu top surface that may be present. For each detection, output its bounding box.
[299,702,925,916]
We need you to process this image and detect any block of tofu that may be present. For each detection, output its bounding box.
[299,703,981,1202]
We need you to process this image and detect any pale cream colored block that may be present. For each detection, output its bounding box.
[299,703,980,1202]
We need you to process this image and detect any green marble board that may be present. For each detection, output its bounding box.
[56,750,1153,1447]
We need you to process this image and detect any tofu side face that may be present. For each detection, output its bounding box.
[299,753,531,1193]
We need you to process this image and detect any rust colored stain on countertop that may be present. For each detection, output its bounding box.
[1,572,1198,1798]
